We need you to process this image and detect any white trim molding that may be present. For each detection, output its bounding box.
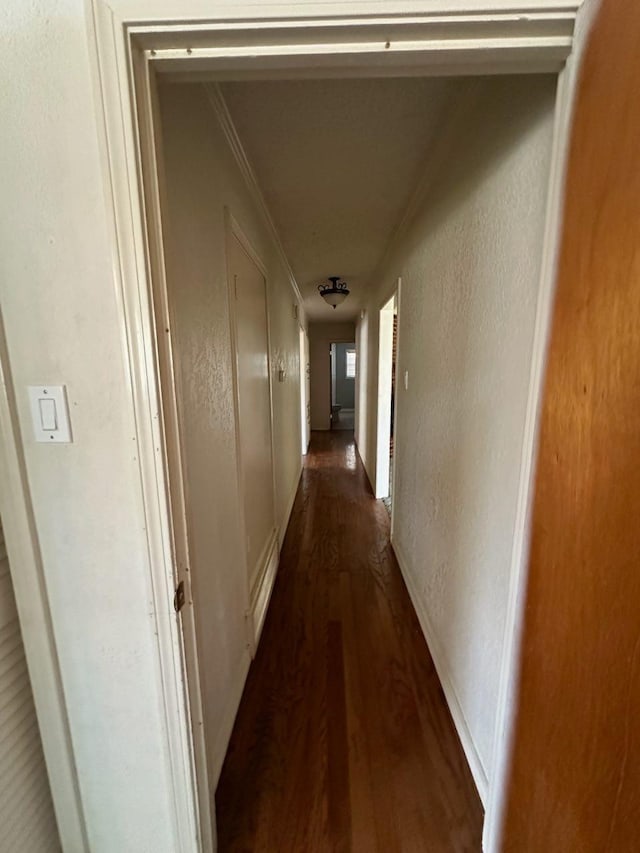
[248,529,280,650]
[209,88,304,311]
[209,648,252,791]
[88,5,204,851]
[279,467,303,551]
[133,3,581,80]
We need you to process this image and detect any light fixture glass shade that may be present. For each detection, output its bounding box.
[323,291,347,308]
[318,276,350,309]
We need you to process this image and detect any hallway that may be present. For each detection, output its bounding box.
[216,431,483,851]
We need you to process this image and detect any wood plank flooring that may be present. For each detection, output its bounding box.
[216,431,483,852]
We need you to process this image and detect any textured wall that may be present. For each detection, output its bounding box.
[309,322,356,430]
[0,2,182,849]
[158,83,304,784]
[358,76,557,791]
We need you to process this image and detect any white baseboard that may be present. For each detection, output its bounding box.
[210,643,251,788]
[249,529,279,650]
[391,536,489,805]
[279,465,302,550]
[209,467,301,790]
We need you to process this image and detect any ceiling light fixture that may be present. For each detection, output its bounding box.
[318,276,350,310]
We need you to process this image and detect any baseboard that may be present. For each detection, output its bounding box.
[279,465,302,550]
[391,536,489,805]
[249,529,279,650]
[210,644,251,788]
[210,480,296,788]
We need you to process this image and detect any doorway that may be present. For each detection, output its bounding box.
[299,326,310,454]
[375,289,399,508]
[330,342,356,431]
[91,5,584,844]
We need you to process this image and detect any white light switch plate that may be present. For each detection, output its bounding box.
[28,385,72,443]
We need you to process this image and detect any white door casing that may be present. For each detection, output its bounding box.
[299,327,310,455]
[375,293,396,500]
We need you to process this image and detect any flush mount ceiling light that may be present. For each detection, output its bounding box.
[318,276,350,309]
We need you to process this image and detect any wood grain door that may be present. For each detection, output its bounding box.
[501,1,640,849]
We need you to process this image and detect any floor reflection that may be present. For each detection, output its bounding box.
[344,441,357,471]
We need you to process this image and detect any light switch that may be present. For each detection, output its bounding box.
[38,398,57,431]
[404,370,409,391]
[28,385,72,443]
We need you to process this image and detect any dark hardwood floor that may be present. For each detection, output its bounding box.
[216,431,483,852]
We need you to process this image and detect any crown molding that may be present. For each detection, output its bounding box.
[204,83,305,314]
[369,78,483,287]
[112,1,582,32]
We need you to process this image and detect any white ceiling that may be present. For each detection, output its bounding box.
[219,78,464,321]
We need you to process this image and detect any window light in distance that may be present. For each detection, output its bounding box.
[346,349,356,378]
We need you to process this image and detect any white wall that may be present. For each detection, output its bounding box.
[158,83,304,784]
[0,2,185,849]
[355,312,369,462]
[357,76,557,798]
[309,322,356,430]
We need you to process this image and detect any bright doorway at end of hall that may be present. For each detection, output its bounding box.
[330,342,356,431]
[376,291,398,512]
[299,326,311,455]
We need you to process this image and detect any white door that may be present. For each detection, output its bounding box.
[304,330,311,449]
[299,327,306,455]
[229,233,276,595]
[0,518,60,851]
[299,327,311,455]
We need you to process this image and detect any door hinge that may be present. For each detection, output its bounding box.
[174,580,186,613]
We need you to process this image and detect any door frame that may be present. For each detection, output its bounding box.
[0,311,88,850]
[375,279,403,535]
[329,341,357,430]
[299,325,310,455]
[86,2,584,849]
[374,287,398,499]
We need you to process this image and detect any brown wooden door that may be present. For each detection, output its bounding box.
[501,1,640,850]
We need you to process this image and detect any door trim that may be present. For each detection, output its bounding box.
[0,311,88,851]
[389,280,403,541]
[86,2,585,849]
[374,287,397,501]
[131,52,214,853]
